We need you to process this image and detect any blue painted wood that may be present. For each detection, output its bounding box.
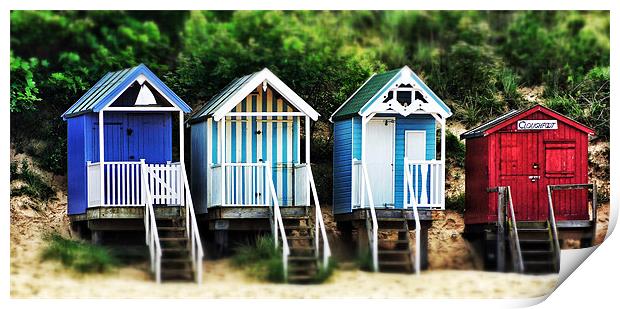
[393,114,436,209]
[190,121,209,214]
[352,117,362,159]
[67,115,87,215]
[333,119,353,214]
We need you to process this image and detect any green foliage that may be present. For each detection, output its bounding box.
[445,131,465,169]
[11,160,56,201]
[232,235,285,283]
[313,257,337,283]
[446,192,466,213]
[41,233,118,273]
[545,66,610,138]
[10,53,42,112]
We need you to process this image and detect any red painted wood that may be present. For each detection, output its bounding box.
[464,105,592,225]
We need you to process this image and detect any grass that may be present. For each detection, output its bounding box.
[41,233,118,273]
[355,248,373,272]
[232,235,336,283]
[232,235,285,283]
[11,159,55,201]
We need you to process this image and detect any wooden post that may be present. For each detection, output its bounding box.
[99,111,105,206]
[179,111,185,205]
[420,221,431,270]
[360,115,366,208]
[440,118,446,209]
[305,116,311,205]
[496,187,506,272]
[591,182,598,246]
[220,118,226,206]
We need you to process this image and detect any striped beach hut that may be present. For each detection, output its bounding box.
[187,68,330,282]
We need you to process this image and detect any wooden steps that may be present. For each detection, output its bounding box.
[372,212,415,273]
[281,215,320,284]
[157,212,195,282]
[513,221,559,274]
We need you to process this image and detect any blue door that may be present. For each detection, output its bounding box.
[127,113,169,163]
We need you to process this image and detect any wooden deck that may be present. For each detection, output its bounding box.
[334,208,433,223]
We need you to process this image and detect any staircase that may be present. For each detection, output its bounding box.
[282,213,320,283]
[371,214,415,273]
[156,214,195,281]
[512,221,559,274]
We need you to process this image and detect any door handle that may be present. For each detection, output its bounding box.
[528,175,540,182]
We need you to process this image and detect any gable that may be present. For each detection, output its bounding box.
[461,105,594,139]
[62,64,191,119]
[188,68,319,124]
[330,66,452,121]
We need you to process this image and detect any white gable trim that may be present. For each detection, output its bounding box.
[212,68,319,121]
[101,74,183,112]
[359,66,451,119]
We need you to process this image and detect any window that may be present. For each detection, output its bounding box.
[544,141,576,177]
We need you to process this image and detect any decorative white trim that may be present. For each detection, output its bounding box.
[213,68,319,121]
[359,66,451,119]
[225,112,305,117]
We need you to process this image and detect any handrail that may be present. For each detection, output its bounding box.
[360,161,378,272]
[140,159,162,283]
[404,159,421,275]
[306,165,332,269]
[506,187,524,273]
[266,163,290,281]
[180,162,204,284]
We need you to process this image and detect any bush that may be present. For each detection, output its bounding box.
[41,233,118,273]
[445,131,465,169]
[11,159,55,201]
[232,235,285,283]
[446,192,466,213]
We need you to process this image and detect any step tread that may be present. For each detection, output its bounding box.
[158,227,186,231]
[160,237,188,241]
[378,239,409,244]
[284,225,311,230]
[288,256,318,262]
[287,236,313,240]
[162,247,190,252]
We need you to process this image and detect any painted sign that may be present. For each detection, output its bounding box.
[517,120,558,130]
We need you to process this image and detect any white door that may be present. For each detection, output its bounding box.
[405,131,426,160]
[365,118,394,207]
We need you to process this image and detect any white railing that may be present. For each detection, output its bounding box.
[210,164,222,206]
[86,161,183,207]
[352,159,362,207]
[404,159,422,275]
[87,162,102,207]
[360,161,379,272]
[506,187,525,273]
[404,159,444,209]
[265,163,290,281]
[144,162,182,206]
[180,162,204,284]
[304,165,332,269]
[219,162,269,206]
[140,160,162,283]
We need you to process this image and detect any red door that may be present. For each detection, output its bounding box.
[540,141,588,220]
[498,133,542,221]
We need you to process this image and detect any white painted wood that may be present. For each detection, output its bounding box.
[365,118,395,207]
[213,68,319,121]
[403,159,443,209]
[99,112,105,205]
[305,116,311,204]
[405,131,427,161]
[352,159,362,208]
[135,82,157,105]
[440,118,446,210]
[220,119,226,206]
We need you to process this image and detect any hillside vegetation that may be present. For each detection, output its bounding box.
[10,11,610,199]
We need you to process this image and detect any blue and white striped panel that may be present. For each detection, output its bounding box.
[221,86,300,206]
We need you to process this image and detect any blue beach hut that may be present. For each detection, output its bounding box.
[330,65,452,273]
[62,64,203,283]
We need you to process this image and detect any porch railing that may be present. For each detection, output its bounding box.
[404,159,422,275]
[180,162,204,284]
[266,163,290,281]
[86,161,183,207]
[404,159,444,209]
[352,159,362,208]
